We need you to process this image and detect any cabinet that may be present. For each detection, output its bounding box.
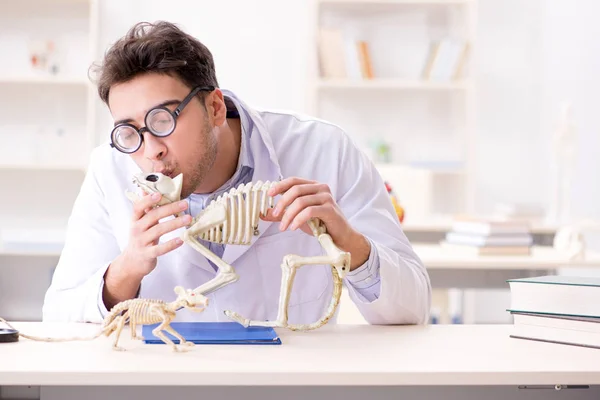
[309,0,478,223]
[0,0,100,253]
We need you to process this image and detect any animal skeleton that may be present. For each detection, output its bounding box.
[0,286,209,352]
[130,172,351,331]
[100,286,209,351]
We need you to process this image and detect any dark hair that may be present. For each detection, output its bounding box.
[90,21,219,105]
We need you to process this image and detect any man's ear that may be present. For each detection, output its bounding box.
[205,88,227,127]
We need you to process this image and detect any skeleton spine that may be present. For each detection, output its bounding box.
[103,298,165,327]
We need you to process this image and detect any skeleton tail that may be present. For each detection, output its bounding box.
[0,317,106,343]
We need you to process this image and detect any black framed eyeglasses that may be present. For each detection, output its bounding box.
[110,85,215,154]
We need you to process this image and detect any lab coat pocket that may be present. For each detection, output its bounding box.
[255,230,330,308]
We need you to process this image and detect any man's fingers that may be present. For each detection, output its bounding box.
[132,192,162,220]
[260,208,281,222]
[279,193,330,231]
[138,200,189,231]
[272,183,325,217]
[289,205,329,231]
[268,177,317,197]
[143,214,192,245]
[147,237,184,259]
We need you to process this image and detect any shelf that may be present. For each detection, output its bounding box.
[375,163,466,174]
[320,0,472,4]
[4,0,91,5]
[0,228,65,257]
[0,76,90,86]
[0,163,86,172]
[0,249,61,258]
[317,78,470,91]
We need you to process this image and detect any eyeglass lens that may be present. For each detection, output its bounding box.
[146,109,175,136]
[113,125,142,151]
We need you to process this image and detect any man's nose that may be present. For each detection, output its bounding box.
[142,133,167,161]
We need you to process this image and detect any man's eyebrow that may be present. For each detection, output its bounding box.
[113,99,181,127]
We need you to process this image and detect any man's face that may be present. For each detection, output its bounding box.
[108,73,217,199]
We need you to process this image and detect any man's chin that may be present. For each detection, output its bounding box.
[180,189,193,200]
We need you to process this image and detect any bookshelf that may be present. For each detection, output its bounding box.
[0,0,100,244]
[317,77,471,90]
[309,0,478,222]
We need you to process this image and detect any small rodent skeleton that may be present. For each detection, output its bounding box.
[0,286,209,352]
[130,172,350,331]
[0,172,350,351]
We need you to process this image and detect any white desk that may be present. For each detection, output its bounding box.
[413,244,600,270]
[0,322,598,400]
[411,244,600,290]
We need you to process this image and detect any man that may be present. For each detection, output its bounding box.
[42,21,431,326]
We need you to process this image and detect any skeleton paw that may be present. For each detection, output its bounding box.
[176,344,193,352]
[183,341,195,347]
[112,346,127,352]
[224,310,250,327]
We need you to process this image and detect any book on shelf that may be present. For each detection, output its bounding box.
[318,27,374,80]
[441,216,533,255]
[422,37,470,82]
[440,241,531,256]
[507,275,600,349]
[444,231,533,247]
[450,216,532,236]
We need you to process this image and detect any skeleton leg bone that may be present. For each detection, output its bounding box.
[164,325,195,348]
[130,321,137,339]
[225,218,350,330]
[111,314,128,351]
[130,321,144,341]
[182,204,240,296]
[151,313,181,352]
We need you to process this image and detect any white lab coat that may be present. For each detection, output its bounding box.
[42,90,431,326]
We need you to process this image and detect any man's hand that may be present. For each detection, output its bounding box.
[103,192,192,310]
[261,177,370,270]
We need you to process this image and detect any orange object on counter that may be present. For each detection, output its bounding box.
[384,182,404,223]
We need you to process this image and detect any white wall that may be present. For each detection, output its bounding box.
[96,0,311,111]
[473,0,546,214]
[540,0,600,270]
[540,1,600,225]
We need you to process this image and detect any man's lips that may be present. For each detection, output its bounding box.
[154,169,173,178]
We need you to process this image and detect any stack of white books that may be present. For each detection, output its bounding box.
[440,217,533,256]
[507,275,600,349]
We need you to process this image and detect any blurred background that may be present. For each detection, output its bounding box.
[1,0,600,325]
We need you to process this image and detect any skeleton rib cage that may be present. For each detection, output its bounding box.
[194,181,277,245]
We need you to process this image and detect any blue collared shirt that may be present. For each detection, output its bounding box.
[185,100,381,301]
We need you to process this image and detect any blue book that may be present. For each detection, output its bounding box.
[142,322,281,345]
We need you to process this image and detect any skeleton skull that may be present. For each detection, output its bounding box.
[132,172,183,204]
[124,172,185,219]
